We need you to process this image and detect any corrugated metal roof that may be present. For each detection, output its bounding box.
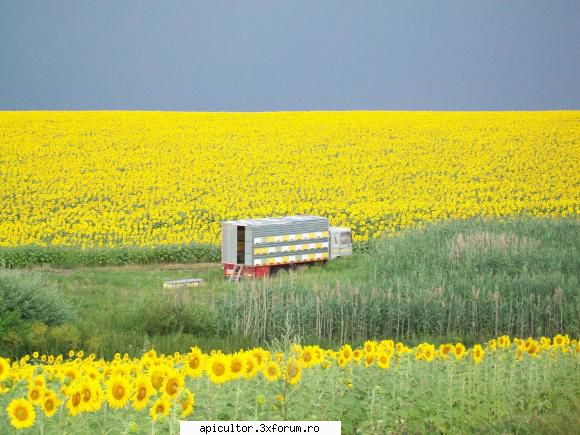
[329,226,351,232]
[223,215,326,227]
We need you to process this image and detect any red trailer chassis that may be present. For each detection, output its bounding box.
[223,260,327,279]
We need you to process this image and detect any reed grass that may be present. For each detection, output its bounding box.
[217,217,579,345]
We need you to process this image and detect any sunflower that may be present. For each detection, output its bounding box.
[145,349,157,359]
[553,334,570,348]
[497,335,511,349]
[364,352,375,367]
[162,369,184,398]
[454,343,466,360]
[439,344,454,359]
[526,340,539,357]
[42,390,61,417]
[339,344,353,362]
[106,375,132,409]
[395,342,405,355]
[313,346,324,364]
[364,340,378,354]
[377,351,391,369]
[229,352,245,380]
[66,383,84,416]
[285,358,302,385]
[300,346,316,368]
[0,357,11,381]
[80,379,102,412]
[243,352,259,380]
[63,366,79,383]
[290,344,303,354]
[540,336,551,349]
[422,344,435,362]
[472,345,485,364]
[150,396,171,421]
[7,398,36,429]
[85,367,102,383]
[31,375,46,389]
[352,349,363,362]
[206,353,231,384]
[133,374,154,410]
[487,339,497,351]
[414,347,424,361]
[263,361,281,382]
[379,340,395,352]
[178,389,195,418]
[251,348,269,368]
[111,365,130,378]
[28,385,45,406]
[186,347,205,378]
[148,365,168,391]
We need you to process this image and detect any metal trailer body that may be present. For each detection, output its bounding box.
[221,215,352,279]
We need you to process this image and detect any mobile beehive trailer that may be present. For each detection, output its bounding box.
[221,215,352,280]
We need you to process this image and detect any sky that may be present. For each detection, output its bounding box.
[0,0,579,111]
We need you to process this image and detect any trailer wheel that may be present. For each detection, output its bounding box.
[271,265,289,277]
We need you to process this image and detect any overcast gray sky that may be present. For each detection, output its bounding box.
[1,0,579,111]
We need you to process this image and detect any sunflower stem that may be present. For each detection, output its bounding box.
[234,380,241,419]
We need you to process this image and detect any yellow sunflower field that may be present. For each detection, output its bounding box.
[0,111,578,249]
[0,335,578,433]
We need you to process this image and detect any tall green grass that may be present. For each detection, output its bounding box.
[217,218,579,344]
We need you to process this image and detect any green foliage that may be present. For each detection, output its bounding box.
[217,217,580,344]
[121,288,215,336]
[0,243,220,268]
[0,266,240,359]
[0,271,75,329]
[0,271,77,357]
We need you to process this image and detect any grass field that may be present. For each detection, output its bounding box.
[2,217,577,358]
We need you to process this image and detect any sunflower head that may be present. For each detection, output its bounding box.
[206,353,231,384]
[284,358,302,385]
[106,375,132,409]
[377,351,391,369]
[243,352,259,380]
[472,344,485,364]
[178,389,195,418]
[150,396,171,421]
[186,347,205,378]
[42,390,61,418]
[454,343,466,360]
[229,352,245,379]
[162,369,184,398]
[66,383,84,416]
[7,398,36,429]
[263,361,281,382]
[28,385,45,405]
